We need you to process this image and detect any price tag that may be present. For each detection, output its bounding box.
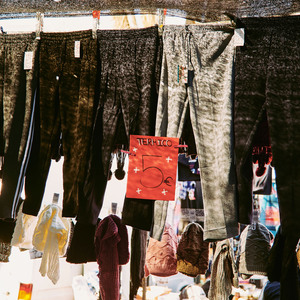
[126,135,179,200]
[24,51,33,70]
[234,28,245,47]
[74,41,80,58]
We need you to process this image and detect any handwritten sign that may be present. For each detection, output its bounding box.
[126,135,179,200]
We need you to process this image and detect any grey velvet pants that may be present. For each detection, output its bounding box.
[0,33,39,219]
[153,24,238,241]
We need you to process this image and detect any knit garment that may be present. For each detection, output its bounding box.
[237,223,273,279]
[23,30,97,222]
[176,222,209,277]
[0,242,11,262]
[1,1,300,22]
[95,214,130,300]
[11,202,38,249]
[145,223,178,277]
[130,228,147,300]
[0,33,39,219]
[234,16,300,234]
[66,221,98,264]
[266,227,300,300]
[208,239,239,300]
[153,24,238,242]
[0,219,15,243]
[32,204,70,284]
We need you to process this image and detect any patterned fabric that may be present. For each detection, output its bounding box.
[0,242,11,262]
[95,214,129,300]
[0,33,39,219]
[176,222,209,277]
[208,239,239,300]
[153,24,238,241]
[237,223,273,278]
[266,227,300,300]
[23,30,97,221]
[234,16,300,237]
[1,1,300,21]
[145,223,178,277]
[85,26,162,230]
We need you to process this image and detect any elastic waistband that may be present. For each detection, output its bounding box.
[0,32,36,43]
[40,30,93,41]
[163,24,234,34]
[97,25,159,39]
[239,15,300,29]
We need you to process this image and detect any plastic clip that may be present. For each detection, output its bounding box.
[92,10,100,39]
[120,149,136,156]
[158,8,167,36]
[174,145,188,149]
[35,12,44,40]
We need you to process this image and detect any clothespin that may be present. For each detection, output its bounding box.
[120,149,136,156]
[92,10,100,39]
[158,8,167,36]
[174,144,188,149]
[36,12,44,40]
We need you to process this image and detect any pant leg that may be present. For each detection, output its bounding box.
[97,26,161,177]
[152,27,190,240]
[234,20,271,226]
[188,24,238,241]
[263,16,300,237]
[85,27,161,229]
[0,33,39,219]
[24,31,96,219]
[153,25,238,241]
[236,16,300,300]
[59,31,97,219]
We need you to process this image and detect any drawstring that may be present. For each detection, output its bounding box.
[186,30,194,73]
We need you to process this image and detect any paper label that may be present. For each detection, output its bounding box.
[126,135,179,201]
[74,41,80,58]
[24,51,33,70]
[234,28,245,47]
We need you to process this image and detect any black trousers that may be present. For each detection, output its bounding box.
[23,30,97,219]
[83,26,162,226]
[0,33,39,220]
[234,16,300,300]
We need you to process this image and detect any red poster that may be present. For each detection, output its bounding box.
[126,135,179,201]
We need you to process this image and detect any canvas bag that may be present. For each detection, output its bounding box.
[144,223,178,277]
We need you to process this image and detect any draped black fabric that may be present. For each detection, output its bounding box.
[1,0,299,21]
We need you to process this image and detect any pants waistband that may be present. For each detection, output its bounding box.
[97,25,159,39]
[0,32,36,44]
[40,30,94,41]
[239,15,300,29]
[163,24,234,34]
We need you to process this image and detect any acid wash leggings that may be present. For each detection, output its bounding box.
[152,24,238,241]
[235,17,300,300]
[0,33,39,219]
[23,31,97,219]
